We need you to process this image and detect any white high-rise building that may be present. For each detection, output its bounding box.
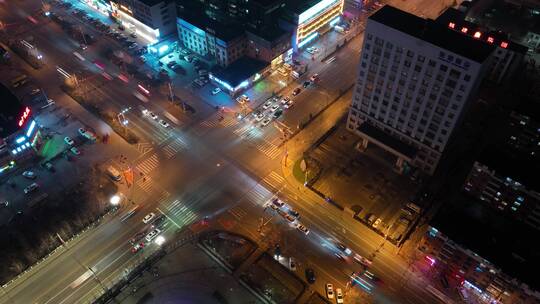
[347,5,495,175]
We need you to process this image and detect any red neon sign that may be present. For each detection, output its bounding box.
[448,22,455,29]
[461,27,468,34]
[487,37,494,44]
[18,107,31,127]
[500,41,508,49]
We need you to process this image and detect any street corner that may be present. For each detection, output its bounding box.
[199,230,258,271]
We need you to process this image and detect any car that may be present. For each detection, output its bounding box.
[169,63,180,70]
[260,118,271,127]
[305,268,316,284]
[80,43,87,50]
[142,212,156,224]
[64,136,74,146]
[272,198,284,208]
[303,81,311,88]
[167,61,176,68]
[296,223,309,235]
[130,32,137,38]
[70,147,81,155]
[263,101,273,109]
[372,218,382,228]
[24,182,39,194]
[292,88,301,96]
[283,100,294,109]
[277,209,287,218]
[43,162,55,172]
[159,120,169,128]
[288,209,300,219]
[336,288,344,303]
[334,252,346,261]
[131,242,144,253]
[78,128,97,141]
[280,96,291,105]
[353,254,372,267]
[284,214,296,223]
[211,87,221,95]
[326,283,335,299]
[145,228,161,242]
[149,112,158,120]
[289,257,297,271]
[270,204,279,211]
[310,74,320,82]
[273,110,283,119]
[336,242,352,255]
[255,112,265,121]
[22,171,36,179]
[270,104,280,112]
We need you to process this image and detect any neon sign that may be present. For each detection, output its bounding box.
[18,107,31,127]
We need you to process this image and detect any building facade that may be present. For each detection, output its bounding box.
[110,0,177,43]
[419,227,540,304]
[347,6,494,175]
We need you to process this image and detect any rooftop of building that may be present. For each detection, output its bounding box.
[369,5,495,62]
[247,25,288,43]
[0,83,25,138]
[212,57,269,88]
[430,193,540,291]
[178,10,245,42]
[436,8,528,54]
[252,0,285,8]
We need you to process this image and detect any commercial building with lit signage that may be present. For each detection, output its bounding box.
[109,0,177,44]
[0,84,41,174]
[209,57,269,96]
[280,0,344,51]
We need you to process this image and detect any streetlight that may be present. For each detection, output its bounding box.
[154,235,165,246]
[110,194,121,206]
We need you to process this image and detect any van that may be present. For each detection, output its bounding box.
[107,166,122,181]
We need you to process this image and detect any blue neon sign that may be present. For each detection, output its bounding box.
[15,136,26,144]
[26,120,36,137]
[209,74,234,91]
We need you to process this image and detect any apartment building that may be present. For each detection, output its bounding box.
[347,5,494,175]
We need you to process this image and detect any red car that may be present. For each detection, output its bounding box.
[292,88,301,96]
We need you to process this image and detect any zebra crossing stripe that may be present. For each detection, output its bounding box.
[136,177,153,193]
[136,154,159,175]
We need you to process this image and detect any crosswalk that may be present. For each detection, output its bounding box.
[163,199,198,228]
[262,171,285,189]
[135,176,153,193]
[162,137,187,159]
[135,153,159,175]
[243,183,273,207]
[192,114,239,135]
[255,140,281,159]
[228,205,247,220]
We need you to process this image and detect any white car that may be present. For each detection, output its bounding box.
[270,104,279,112]
[296,223,309,235]
[260,118,271,127]
[372,218,382,228]
[142,212,156,224]
[336,288,344,303]
[24,182,39,194]
[326,283,334,299]
[310,73,320,82]
[280,96,290,105]
[22,171,36,179]
[159,120,169,128]
[284,100,294,109]
[145,228,161,242]
[263,101,273,109]
[64,136,74,146]
[255,112,265,121]
[211,87,221,95]
[289,257,297,271]
[70,147,81,155]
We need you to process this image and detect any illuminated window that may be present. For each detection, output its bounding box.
[473,31,482,39]
[487,37,494,44]
[448,22,455,29]
[461,27,468,33]
[500,41,508,48]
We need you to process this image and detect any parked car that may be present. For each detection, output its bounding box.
[64,136,74,146]
[326,283,335,299]
[296,223,309,235]
[70,147,81,155]
[22,171,36,179]
[24,182,39,194]
[310,73,320,82]
[303,81,311,88]
[145,229,161,242]
[336,288,344,303]
[159,119,169,128]
[211,87,221,95]
[305,268,316,284]
[292,87,301,96]
[260,118,271,127]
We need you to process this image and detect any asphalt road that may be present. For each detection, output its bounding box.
[0,0,450,303]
